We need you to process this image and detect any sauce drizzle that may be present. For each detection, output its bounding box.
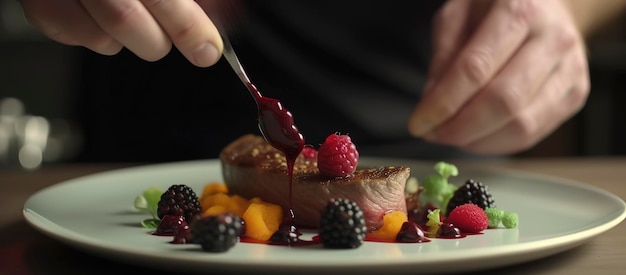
[246,83,305,244]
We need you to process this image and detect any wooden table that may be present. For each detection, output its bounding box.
[1,157,625,274]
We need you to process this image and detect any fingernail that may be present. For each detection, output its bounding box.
[410,118,433,137]
[192,43,220,67]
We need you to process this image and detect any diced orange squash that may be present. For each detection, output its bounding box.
[200,193,250,217]
[197,182,284,241]
[203,205,228,216]
[242,201,283,241]
[226,194,250,217]
[367,210,408,241]
[201,182,229,198]
[200,192,232,211]
[249,197,264,204]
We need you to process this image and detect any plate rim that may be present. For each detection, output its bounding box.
[22,157,626,273]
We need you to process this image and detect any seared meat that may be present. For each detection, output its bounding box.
[220,134,410,231]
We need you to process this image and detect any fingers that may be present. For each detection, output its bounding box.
[141,0,223,67]
[424,0,472,94]
[462,47,590,155]
[23,0,221,67]
[79,0,172,62]
[20,0,122,55]
[409,0,540,136]
[424,19,580,146]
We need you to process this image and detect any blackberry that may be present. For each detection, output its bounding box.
[446,179,496,215]
[319,198,367,249]
[190,212,244,252]
[157,184,202,222]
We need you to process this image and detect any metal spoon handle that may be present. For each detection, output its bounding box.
[220,34,263,101]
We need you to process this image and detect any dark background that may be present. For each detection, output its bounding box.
[0,1,624,167]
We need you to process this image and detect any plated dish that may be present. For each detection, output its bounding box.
[23,158,626,274]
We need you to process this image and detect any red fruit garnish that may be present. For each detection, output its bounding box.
[301,146,318,159]
[317,133,359,178]
[443,203,488,234]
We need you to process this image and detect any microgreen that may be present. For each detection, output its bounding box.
[484,207,504,228]
[422,161,458,211]
[134,186,163,229]
[502,211,519,228]
[434,161,458,179]
[426,209,442,237]
[483,207,519,229]
[141,219,161,229]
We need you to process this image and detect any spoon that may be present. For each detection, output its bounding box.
[220,32,304,159]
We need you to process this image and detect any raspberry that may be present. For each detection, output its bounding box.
[157,184,202,222]
[319,198,367,249]
[446,179,495,215]
[317,133,359,178]
[190,212,244,252]
[444,203,489,234]
[300,145,318,159]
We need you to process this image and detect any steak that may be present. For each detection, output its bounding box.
[219,134,411,231]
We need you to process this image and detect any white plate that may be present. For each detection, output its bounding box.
[23,158,626,274]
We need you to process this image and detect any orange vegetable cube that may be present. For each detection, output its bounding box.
[249,197,264,204]
[226,194,250,217]
[200,192,231,211]
[367,210,408,241]
[201,182,229,198]
[242,201,283,241]
[203,205,228,216]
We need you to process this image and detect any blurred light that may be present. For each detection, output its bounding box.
[23,115,49,149]
[0,97,23,164]
[0,97,82,169]
[18,143,42,170]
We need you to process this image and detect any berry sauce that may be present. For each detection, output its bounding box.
[152,215,191,244]
[247,82,305,245]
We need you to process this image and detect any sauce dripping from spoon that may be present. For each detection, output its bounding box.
[247,82,305,245]
[247,82,304,215]
[221,39,305,244]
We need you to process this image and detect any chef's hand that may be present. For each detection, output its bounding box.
[408,0,590,155]
[20,0,223,67]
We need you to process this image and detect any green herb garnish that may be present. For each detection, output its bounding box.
[484,207,505,228]
[426,209,442,237]
[422,161,458,211]
[134,186,163,229]
[502,211,519,228]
